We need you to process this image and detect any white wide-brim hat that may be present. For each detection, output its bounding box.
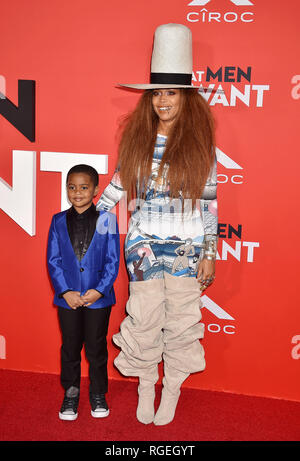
[119,23,199,90]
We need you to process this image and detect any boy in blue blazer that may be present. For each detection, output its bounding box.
[47,164,120,421]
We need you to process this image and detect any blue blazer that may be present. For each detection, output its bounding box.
[47,209,120,309]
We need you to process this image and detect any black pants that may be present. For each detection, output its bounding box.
[58,305,111,394]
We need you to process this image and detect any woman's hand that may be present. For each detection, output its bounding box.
[197,258,215,291]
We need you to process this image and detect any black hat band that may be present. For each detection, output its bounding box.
[150,72,192,85]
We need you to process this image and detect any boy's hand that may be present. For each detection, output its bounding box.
[81,289,102,307]
[63,291,83,310]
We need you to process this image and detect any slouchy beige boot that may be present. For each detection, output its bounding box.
[153,366,189,426]
[136,377,156,424]
[113,278,165,378]
[154,273,206,426]
[112,278,165,423]
[153,387,180,426]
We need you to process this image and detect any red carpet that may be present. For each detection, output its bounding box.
[0,369,299,442]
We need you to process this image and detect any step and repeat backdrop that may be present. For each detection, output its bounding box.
[0,0,299,401]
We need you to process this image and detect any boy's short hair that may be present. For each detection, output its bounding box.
[66,164,99,187]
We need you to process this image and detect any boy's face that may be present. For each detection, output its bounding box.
[67,172,99,214]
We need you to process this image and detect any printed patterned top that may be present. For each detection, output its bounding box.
[96,134,218,246]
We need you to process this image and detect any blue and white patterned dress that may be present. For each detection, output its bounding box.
[97,134,218,281]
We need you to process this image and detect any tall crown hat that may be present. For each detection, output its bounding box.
[119,23,200,89]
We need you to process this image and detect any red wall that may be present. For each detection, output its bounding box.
[1,0,300,402]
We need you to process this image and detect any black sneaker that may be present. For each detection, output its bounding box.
[59,386,80,421]
[90,393,109,418]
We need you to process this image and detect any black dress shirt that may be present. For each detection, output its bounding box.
[66,203,99,262]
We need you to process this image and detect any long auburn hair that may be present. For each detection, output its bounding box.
[117,88,216,207]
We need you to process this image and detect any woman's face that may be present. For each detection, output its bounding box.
[152,89,182,130]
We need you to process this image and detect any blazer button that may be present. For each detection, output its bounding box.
[80,267,84,272]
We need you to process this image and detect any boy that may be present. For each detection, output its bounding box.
[47,164,120,421]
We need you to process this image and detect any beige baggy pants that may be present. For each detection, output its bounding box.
[113,272,205,391]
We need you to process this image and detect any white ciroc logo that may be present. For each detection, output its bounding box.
[188,1,253,5]
[216,148,242,170]
[201,295,234,320]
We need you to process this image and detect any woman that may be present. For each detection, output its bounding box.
[97,24,218,426]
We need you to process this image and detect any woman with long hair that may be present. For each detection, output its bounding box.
[97,24,218,426]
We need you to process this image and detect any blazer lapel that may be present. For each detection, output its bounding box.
[58,213,80,266]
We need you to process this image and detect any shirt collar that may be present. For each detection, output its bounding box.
[68,202,97,219]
